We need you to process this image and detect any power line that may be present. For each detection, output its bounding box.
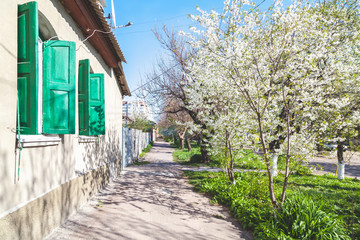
[115,0,266,36]
[130,7,224,26]
[130,0,267,94]
[131,63,180,93]
[116,23,194,36]
[133,14,190,26]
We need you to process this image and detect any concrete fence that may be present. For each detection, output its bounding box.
[122,128,152,169]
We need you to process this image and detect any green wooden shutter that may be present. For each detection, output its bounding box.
[89,73,105,135]
[43,40,76,134]
[17,1,38,134]
[78,59,90,135]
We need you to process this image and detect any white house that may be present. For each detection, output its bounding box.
[0,0,130,239]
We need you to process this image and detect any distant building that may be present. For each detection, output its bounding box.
[123,100,154,121]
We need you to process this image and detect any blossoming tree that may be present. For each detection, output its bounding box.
[185,0,360,207]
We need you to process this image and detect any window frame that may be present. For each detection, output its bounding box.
[17,2,76,147]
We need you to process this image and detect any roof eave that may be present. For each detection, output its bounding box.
[60,0,131,96]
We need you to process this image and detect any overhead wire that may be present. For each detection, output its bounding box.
[130,0,267,94]
[131,63,180,93]
[131,7,224,26]
[116,23,195,35]
[116,7,225,35]
[133,13,191,26]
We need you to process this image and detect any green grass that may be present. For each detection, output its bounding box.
[184,170,360,239]
[173,144,203,167]
[139,142,153,158]
[172,144,266,168]
[174,143,359,238]
[232,149,266,170]
[173,145,312,176]
[285,174,360,229]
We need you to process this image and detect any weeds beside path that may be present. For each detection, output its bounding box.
[45,140,252,240]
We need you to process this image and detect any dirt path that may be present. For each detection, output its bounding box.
[45,141,252,240]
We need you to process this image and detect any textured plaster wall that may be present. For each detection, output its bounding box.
[0,0,123,230]
[0,164,110,240]
[0,0,19,220]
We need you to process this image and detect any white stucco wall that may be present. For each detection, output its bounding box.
[0,0,20,216]
[0,0,124,216]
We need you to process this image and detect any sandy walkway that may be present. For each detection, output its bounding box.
[45,141,252,240]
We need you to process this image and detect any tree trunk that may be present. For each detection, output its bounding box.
[200,144,210,163]
[337,142,345,180]
[197,136,201,146]
[178,132,184,149]
[280,110,291,204]
[271,154,278,177]
[258,115,279,209]
[173,133,177,145]
[228,134,235,185]
[178,128,187,150]
[186,136,192,151]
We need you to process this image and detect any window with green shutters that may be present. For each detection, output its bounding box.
[17,1,76,135]
[17,1,39,134]
[78,59,105,136]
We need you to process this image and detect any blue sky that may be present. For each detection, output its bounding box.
[103,0,270,100]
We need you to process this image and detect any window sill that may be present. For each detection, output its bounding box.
[78,136,99,143]
[18,135,61,148]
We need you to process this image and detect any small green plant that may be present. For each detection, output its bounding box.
[98,201,103,207]
[139,143,153,158]
[143,143,153,153]
[213,214,226,219]
[133,161,151,166]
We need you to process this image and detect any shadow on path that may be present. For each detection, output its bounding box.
[45,140,252,240]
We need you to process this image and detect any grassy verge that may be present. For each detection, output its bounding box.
[174,143,359,238]
[184,170,360,239]
[172,144,311,172]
